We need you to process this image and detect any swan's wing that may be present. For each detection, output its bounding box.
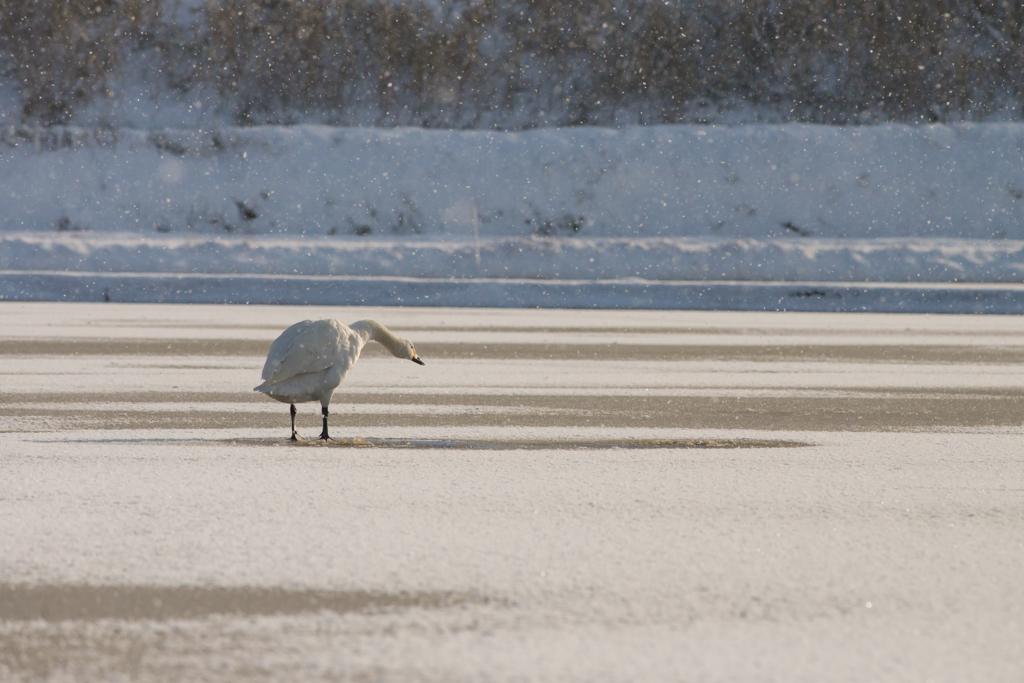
[261,320,314,381]
[262,319,359,385]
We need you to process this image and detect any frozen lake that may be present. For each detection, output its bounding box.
[1,303,1023,681]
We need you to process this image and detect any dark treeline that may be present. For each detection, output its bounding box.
[2,0,1022,128]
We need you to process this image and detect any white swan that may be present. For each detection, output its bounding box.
[254,319,424,440]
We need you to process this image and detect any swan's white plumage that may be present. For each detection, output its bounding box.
[256,319,366,406]
[255,319,423,439]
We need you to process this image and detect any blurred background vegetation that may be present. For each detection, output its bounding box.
[1,0,1022,128]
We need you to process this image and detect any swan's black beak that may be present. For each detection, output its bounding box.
[412,356,425,365]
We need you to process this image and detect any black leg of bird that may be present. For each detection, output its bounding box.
[290,404,297,441]
[319,405,330,440]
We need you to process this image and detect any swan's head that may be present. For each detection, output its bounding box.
[397,338,425,365]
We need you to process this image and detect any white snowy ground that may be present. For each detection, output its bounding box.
[1,303,1023,681]
[1,124,1023,309]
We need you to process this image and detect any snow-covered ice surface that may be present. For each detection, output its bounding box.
[1,303,1023,681]
[1,124,1023,310]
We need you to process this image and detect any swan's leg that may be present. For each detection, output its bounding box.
[319,405,330,440]
[290,404,297,441]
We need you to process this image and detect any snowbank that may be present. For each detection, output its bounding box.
[4,123,1024,242]
[1,123,1022,308]
[2,233,1023,283]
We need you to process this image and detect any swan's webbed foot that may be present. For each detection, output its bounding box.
[319,405,331,441]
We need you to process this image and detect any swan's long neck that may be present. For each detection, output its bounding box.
[351,320,404,358]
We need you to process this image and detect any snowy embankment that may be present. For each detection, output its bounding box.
[3,233,1024,283]
[1,123,1022,308]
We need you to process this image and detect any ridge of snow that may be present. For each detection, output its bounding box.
[1,233,1022,283]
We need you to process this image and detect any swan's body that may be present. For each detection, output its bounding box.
[255,319,424,440]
